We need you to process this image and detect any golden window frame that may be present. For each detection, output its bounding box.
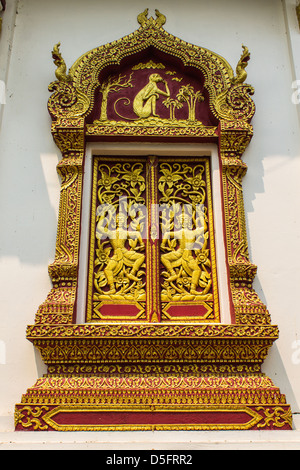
[14,11,292,431]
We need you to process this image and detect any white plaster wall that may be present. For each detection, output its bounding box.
[0,0,300,448]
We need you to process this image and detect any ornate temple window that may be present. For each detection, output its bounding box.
[15,11,292,431]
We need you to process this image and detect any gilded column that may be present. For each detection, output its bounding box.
[219,120,270,325]
[146,156,161,322]
[35,119,85,324]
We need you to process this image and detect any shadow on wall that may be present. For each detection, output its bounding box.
[34,346,47,378]
[262,342,299,418]
[242,120,300,417]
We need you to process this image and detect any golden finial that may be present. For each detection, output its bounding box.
[52,42,71,82]
[137,9,166,27]
[137,8,149,26]
[155,9,166,27]
[232,45,250,85]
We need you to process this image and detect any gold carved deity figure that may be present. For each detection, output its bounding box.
[158,161,213,303]
[87,159,147,320]
[161,210,211,299]
[95,211,145,298]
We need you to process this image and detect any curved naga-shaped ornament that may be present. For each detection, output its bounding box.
[48,80,90,120]
[154,9,167,27]
[48,43,90,120]
[52,43,72,83]
[213,45,255,122]
[232,45,250,85]
[137,8,149,26]
[137,8,166,28]
[47,16,255,124]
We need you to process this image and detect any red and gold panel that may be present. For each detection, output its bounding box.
[86,155,219,323]
[86,157,147,322]
[158,157,220,322]
[89,59,215,127]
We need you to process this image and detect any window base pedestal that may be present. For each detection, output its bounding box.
[15,324,292,431]
[15,374,292,431]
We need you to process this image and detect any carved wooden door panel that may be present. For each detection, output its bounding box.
[86,155,220,323]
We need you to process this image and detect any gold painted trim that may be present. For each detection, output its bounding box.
[42,404,264,431]
[146,156,160,322]
[26,323,279,339]
[86,123,218,139]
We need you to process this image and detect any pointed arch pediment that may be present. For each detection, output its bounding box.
[48,15,255,126]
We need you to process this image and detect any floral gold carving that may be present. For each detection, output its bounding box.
[86,160,146,322]
[158,160,219,321]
